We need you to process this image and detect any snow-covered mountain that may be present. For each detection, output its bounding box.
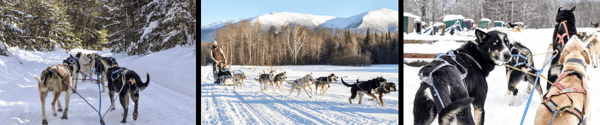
[201,8,399,42]
[249,12,336,28]
[201,20,232,30]
[320,8,398,33]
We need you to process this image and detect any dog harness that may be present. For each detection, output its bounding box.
[542,60,587,124]
[556,21,571,47]
[418,50,473,108]
[110,67,129,92]
[46,65,66,85]
[587,39,597,48]
[509,46,529,67]
[66,57,79,64]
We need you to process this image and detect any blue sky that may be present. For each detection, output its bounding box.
[200,0,399,26]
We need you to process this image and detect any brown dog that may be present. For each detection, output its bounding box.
[34,64,74,125]
[534,36,591,125]
[581,32,600,68]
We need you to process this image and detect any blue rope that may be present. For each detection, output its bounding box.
[549,110,559,125]
[519,51,557,125]
[80,72,97,81]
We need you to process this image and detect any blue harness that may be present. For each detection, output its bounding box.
[111,67,126,92]
[418,50,469,109]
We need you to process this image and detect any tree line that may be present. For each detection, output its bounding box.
[404,0,600,29]
[200,20,399,66]
[0,0,195,56]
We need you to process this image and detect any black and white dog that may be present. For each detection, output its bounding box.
[314,73,339,97]
[106,67,150,123]
[91,53,120,92]
[505,42,543,106]
[63,54,80,90]
[546,6,577,91]
[341,77,387,106]
[413,29,512,125]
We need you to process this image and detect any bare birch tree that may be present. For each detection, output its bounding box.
[285,24,308,64]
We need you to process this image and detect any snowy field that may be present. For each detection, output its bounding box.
[404,28,600,124]
[0,46,196,124]
[201,65,399,124]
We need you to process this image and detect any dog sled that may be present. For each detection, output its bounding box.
[213,64,234,86]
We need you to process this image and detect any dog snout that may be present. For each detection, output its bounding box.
[503,52,511,59]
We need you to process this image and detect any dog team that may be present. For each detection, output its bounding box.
[413,6,595,125]
[36,52,150,124]
[219,69,397,107]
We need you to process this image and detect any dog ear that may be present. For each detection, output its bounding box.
[475,29,487,45]
[582,49,592,66]
[283,71,286,75]
[571,6,576,14]
[558,7,562,12]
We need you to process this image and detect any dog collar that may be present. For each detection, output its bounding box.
[566,58,585,67]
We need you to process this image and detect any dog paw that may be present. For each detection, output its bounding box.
[133,112,138,120]
[52,112,57,116]
[61,114,68,119]
[121,120,127,123]
[58,108,63,112]
[42,119,48,125]
[509,102,514,106]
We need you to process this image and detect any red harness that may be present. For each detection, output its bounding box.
[555,21,570,47]
[542,71,587,122]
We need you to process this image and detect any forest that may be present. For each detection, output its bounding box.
[404,0,600,29]
[0,0,196,56]
[200,20,399,66]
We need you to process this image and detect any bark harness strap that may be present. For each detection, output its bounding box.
[543,59,587,124]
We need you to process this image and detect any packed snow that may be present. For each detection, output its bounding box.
[201,65,399,124]
[404,28,600,124]
[0,46,196,124]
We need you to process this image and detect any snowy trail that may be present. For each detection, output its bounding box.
[201,65,399,124]
[0,46,196,124]
[404,28,600,124]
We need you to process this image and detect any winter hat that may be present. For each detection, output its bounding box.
[213,41,218,46]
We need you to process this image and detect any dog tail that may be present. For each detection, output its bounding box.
[437,97,475,125]
[138,73,150,90]
[340,78,353,87]
[34,76,42,84]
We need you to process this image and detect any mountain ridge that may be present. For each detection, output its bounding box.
[201,8,398,42]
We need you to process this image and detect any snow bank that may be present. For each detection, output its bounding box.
[481,18,491,21]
